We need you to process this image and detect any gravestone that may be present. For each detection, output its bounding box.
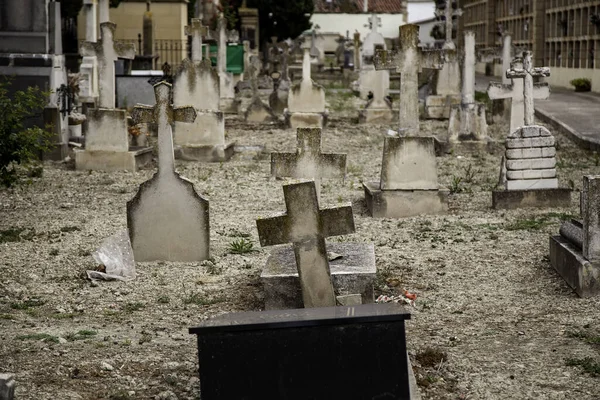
[487,47,550,135]
[353,32,361,71]
[128,82,210,262]
[550,175,600,297]
[244,56,276,123]
[76,22,152,171]
[492,52,571,209]
[357,14,390,100]
[358,44,393,124]
[285,49,329,129]
[425,0,462,119]
[268,42,290,115]
[448,31,488,142]
[257,180,376,309]
[217,13,240,114]
[188,303,414,400]
[173,18,234,162]
[0,373,15,400]
[132,1,158,70]
[364,24,448,218]
[80,0,99,103]
[271,127,346,182]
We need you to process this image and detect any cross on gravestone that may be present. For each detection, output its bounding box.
[501,34,513,86]
[247,56,261,99]
[310,28,320,59]
[217,13,228,73]
[506,51,550,126]
[434,0,462,50]
[301,48,312,82]
[367,14,381,33]
[374,24,445,136]
[185,18,208,63]
[271,127,346,180]
[256,180,355,308]
[132,82,197,175]
[80,22,135,109]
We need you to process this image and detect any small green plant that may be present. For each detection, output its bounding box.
[0,79,53,187]
[66,329,97,341]
[183,292,225,306]
[229,238,255,254]
[121,302,145,313]
[566,357,600,376]
[416,347,448,368]
[10,298,45,310]
[568,330,600,345]
[16,333,59,343]
[505,216,551,231]
[0,228,25,243]
[570,78,592,92]
[449,176,463,194]
[157,295,170,304]
[462,164,479,184]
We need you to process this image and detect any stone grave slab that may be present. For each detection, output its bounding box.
[128,82,210,262]
[188,303,416,400]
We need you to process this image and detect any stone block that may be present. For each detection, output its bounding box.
[492,188,572,209]
[0,373,15,400]
[506,136,555,149]
[549,235,600,297]
[363,181,449,218]
[381,136,438,190]
[261,242,376,310]
[506,147,556,159]
[174,111,224,147]
[175,141,236,162]
[75,147,152,172]
[287,112,327,130]
[506,178,558,190]
[506,158,556,171]
[86,108,129,152]
[358,107,394,124]
[506,169,556,180]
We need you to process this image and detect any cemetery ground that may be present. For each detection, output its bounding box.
[1,91,600,400]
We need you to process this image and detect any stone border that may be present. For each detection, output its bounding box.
[535,108,600,152]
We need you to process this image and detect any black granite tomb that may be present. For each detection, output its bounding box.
[189,303,412,400]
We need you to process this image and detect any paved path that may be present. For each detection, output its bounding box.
[475,74,600,151]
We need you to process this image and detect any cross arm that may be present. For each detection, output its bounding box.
[486,81,513,100]
[131,105,155,124]
[114,42,136,60]
[256,213,290,247]
[173,106,197,124]
[420,50,445,71]
[373,49,403,72]
[80,41,100,57]
[320,204,355,238]
[533,82,550,100]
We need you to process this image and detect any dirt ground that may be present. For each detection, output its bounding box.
[1,89,600,400]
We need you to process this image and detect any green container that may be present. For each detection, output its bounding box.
[206,44,244,74]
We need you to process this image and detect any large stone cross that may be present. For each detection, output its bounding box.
[81,22,135,108]
[132,82,197,175]
[368,14,381,34]
[256,180,355,308]
[434,0,462,50]
[185,18,208,63]
[271,127,346,180]
[217,13,228,73]
[487,51,550,131]
[247,56,261,100]
[374,24,445,136]
[301,48,312,82]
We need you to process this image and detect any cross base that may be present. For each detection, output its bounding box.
[284,111,329,129]
[175,142,236,162]
[363,182,449,218]
[75,147,153,172]
[447,103,489,142]
[491,187,572,210]
[359,107,394,124]
[425,94,461,119]
[245,98,277,123]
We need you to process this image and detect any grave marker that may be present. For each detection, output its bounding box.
[244,55,276,122]
[217,13,240,113]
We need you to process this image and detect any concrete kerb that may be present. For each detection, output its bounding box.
[535,108,600,152]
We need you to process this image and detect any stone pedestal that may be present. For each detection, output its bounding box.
[261,243,376,310]
[447,103,488,142]
[285,110,328,129]
[492,188,572,209]
[0,373,15,400]
[42,105,68,161]
[174,111,234,162]
[549,235,600,297]
[175,142,235,162]
[363,181,449,218]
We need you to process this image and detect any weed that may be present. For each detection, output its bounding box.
[50,313,78,319]
[505,216,551,231]
[65,329,97,341]
[60,226,80,233]
[183,293,225,306]
[416,347,448,368]
[16,333,59,343]
[0,314,15,320]
[49,248,59,256]
[157,295,170,304]
[565,357,600,376]
[10,299,45,310]
[462,164,479,184]
[346,163,364,176]
[229,238,256,254]
[449,176,463,194]
[108,391,132,400]
[568,330,600,346]
[594,152,600,166]
[121,302,145,313]
[0,228,25,243]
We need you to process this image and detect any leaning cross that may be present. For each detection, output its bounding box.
[185,18,208,63]
[132,82,197,175]
[374,24,445,136]
[271,127,346,180]
[80,22,135,108]
[256,180,355,308]
[434,0,462,50]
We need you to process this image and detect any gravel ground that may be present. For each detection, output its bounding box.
[1,90,600,400]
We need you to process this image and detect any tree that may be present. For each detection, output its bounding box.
[248,0,313,45]
[60,0,83,19]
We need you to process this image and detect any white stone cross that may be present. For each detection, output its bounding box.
[368,14,381,33]
[83,0,98,42]
[501,34,512,86]
[185,18,208,63]
[434,0,462,50]
[374,24,445,136]
[302,48,312,82]
[462,31,476,105]
[256,180,355,308]
[132,82,197,175]
[247,56,261,100]
[80,22,135,109]
[217,13,227,73]
[506,51,550,126]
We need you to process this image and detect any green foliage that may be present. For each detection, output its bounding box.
[565,357,600,376]
[229,238,255,254]
[0,80,52,188]
[60,0,83,19]
[570,78,591,92]
[16,333,59,343]
[449,176,463,194]
[109,0,122,8]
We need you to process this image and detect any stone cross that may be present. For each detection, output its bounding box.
[302,48,312,82]
[434,0,462,50]
[217,13,227,73]
[132,82,197,175]
[374,24,445,136]
[506,51,549,126]
[256,180,355,308]
[185,18,208,63]
[310,28,320,58]
[280,42,290,81]
[248,56,260,100]
[271,127,346,180]
[501,34,512,86]
[487,52,550,133]
[98,0,109,23]
[353,32,361,70]
[81,22,135,109]
[462,31,476,106]
[368,14,381,33]
[83,0,97,42]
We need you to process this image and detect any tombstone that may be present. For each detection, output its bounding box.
[353,32,361,71]
[0,373,15,400]
[76,22,152,172]
[268,71,287,115]
[256,180,377,310]
[284,49,328,129]
[357,14,389,100]
[239,0,259,50]
[244,56,276,123]
[487,45,550,135]
[173,18,234,162]
[217,13,240,114]
[492,52,571,209]
[128,82,210,262]
[80,0,100,103]
[425,0,463,119]
[133,1,159,70]
[188,303,415,400]
[358,45,393,124]
[364,25,448,218]
[271,128,346,182]
[448,31,488,142]
[550,175,600,297]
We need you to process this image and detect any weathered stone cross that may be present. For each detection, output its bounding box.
[80,22,135,108]
[247,56,261,100]
[256,180,355,308]
[434,0,462,50]
[185,18,208,63]
[132,82,197,175]
[217,13,228,73]
[487,51,550,131]
[368,13,381,34]
[374,24,445,136]
[271,127,346,180]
